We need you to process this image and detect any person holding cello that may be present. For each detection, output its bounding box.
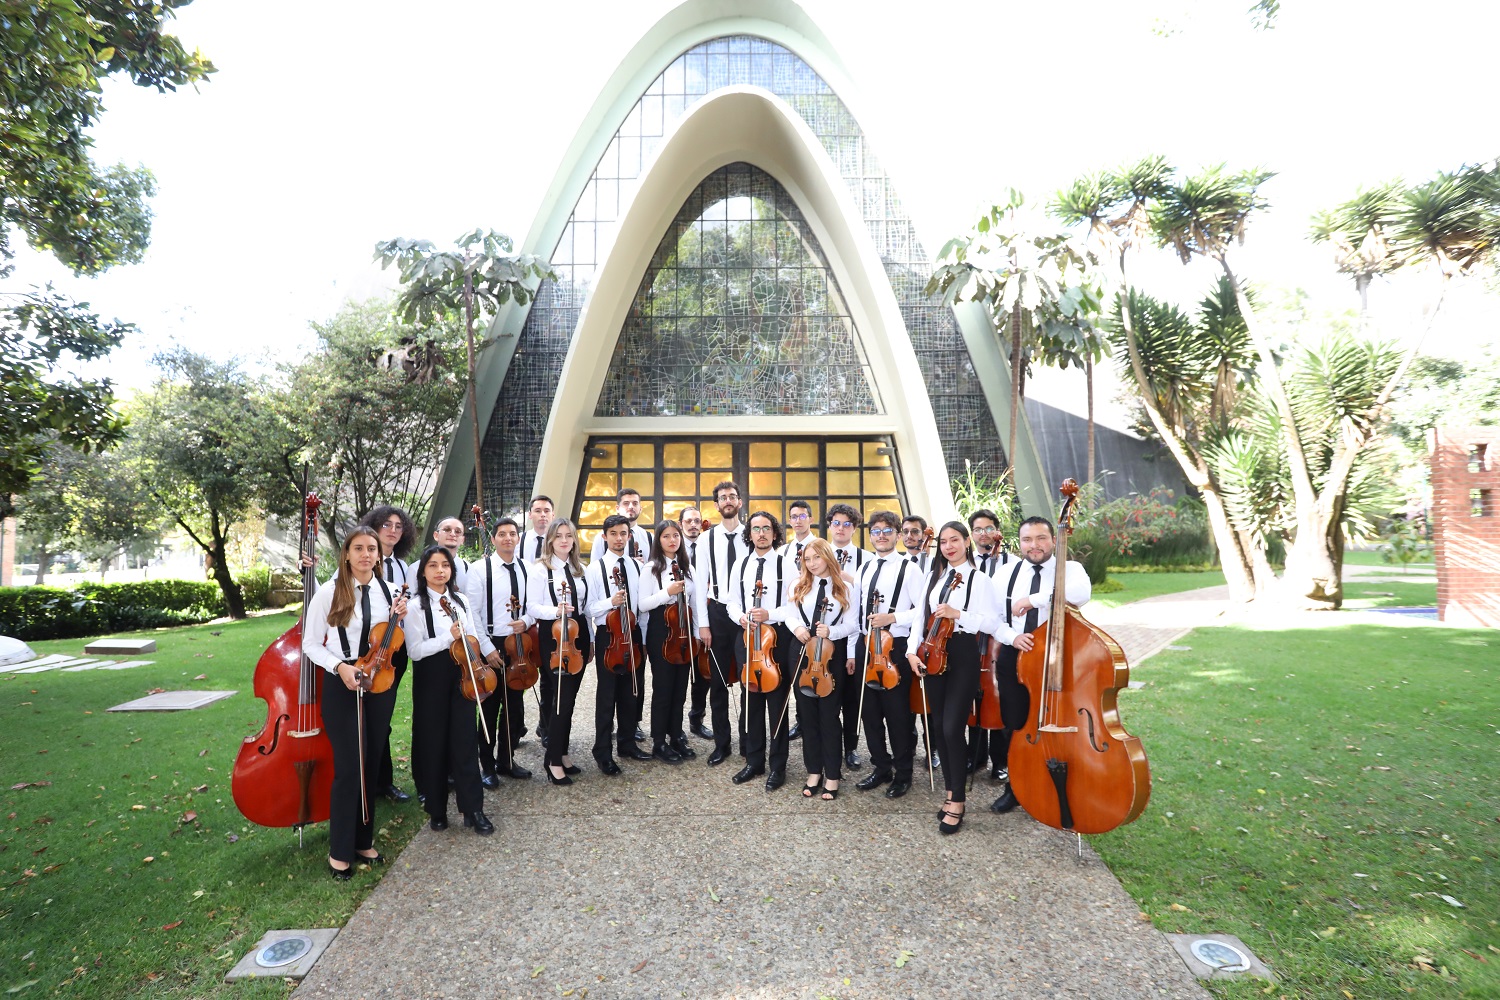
[986,514,1091,815]
[725,511,790,791]
[852,510,920,799]
[403,546,494,835]
[527,518,592,785]
[465,516,534,787]
[781,537,858,801]
[302,527,409,879]
[639,518,699,765]
[907,521,998,834]
[586,514,650,775]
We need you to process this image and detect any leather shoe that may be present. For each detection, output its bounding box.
[706,747,729,766]
[383,784,412,803]
[787,723,801,741]
[990,786,1019,813]
[594,754,622,776]
[429,815,449,831]
[692,722,715,741]
[990,765,1008,783]
[885,778,912,799]
[328,860,352,881]
[463,810,495,835]
[855,769,893,791]
[506,764,533,780]
[845,750,862,770]
[652,743,683,764]
[765,768,785,791]
[480,771,501,790]
[354,850,386,866]
[732,764,765,784]
[562,763,582,775]
[617,744,652,762]
[670,737,697,759]
[634,726,646,742]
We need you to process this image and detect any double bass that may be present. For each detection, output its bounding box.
[233,493,335,831]
[1009,479,1150,834]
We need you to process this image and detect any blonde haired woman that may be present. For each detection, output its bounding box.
[526,518,593,785]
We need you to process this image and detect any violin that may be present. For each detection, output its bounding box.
[743,580,780,693]
[862,589,899,690]
[976,633,1004,730]
[550,581,584,675]
[796,589,835,698]
[915,570,963,677]
[502,593,539,690]
[232,493,334,829]
[360,584,410,695]
[662,561,693,666]
[1009,479,1151,834]
[441,596,496,704]
[602,562,644,677]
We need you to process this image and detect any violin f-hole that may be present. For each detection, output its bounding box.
[1078,707,1109,752]
[257,713,290,756]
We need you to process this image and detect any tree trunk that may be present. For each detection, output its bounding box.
[208,511,246,619]
[1007,302,1022,491]
[35,543,48,586]
[464,265,487,512]
[1085,357,1096,486]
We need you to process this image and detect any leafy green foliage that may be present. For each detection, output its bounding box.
[1151,164,1276,264]
[373,229,553,327]
[1380,518,1431,573]
[1385,350,1500,453]
[1095,489,1215,568]
[0,578,223,640]
[1389,161,1500,277]
[14,438,165,575]
[949,460,1019,536]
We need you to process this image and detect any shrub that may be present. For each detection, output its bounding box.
[1097,489,1215,568]
[0,580,225,641]
[1067,522,1114,585]
[237,566,274,611]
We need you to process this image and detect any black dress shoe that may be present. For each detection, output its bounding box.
[563,763,582,775]
[480,771,501,790]
[545,768,573,786]
[692,722,715,741]
[634,726,646,742]
[464,810,495,835]
[845,750,862,770]
[855,769,893,791]
[506,764,533,780]
[765,769,785,791]
[670,737,697,760]
[939,806,966,835]
[706,747,729,766]
[383,784,411,804]
[990,786,1019,813]
[354,850,386,866]
[617,744,653,762]
[885,778,912,799]
[652,743,683,764]
[732,764,765,784]
[417,793,426,807]
[595,755,622,776]
[990,765,1008,783]
[328,860,352,881]
[429,815,449,831]
[787,723,801,741]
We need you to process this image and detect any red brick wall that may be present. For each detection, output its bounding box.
[1431,426,1500,627]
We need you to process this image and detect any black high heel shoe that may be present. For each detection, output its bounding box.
[546,767,574,786]
[354,851,385,866]
[938,804,966,835]
[328,860,352,881]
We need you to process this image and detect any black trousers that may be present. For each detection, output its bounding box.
[792,637,849,781]
[856,635,913,778]
[925,633,980,802]
[410,652,483,820]
[994,643,1031,774]
[322,671,395,863]
[740,624,792,772]
[375,649,407,789]
[705,602,737,754]
[537,617,591,769]
[594,624,645,755]
[647,615,691,742]
[688,662,708,728]
[477,667,523,776]
[839,640,862,753]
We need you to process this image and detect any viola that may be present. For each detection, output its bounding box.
[862,589,900,690]
[551,581,584,676]
[796,589,835,698]
[502,593,539,691]
[915,570,964,677]
[361,584,410,695]
[602,561,644,677]
[743,579,780,693]
[441,596,496,704]
[662,561,693,666]
[233,493,335,830]
[1009,479,1151,835]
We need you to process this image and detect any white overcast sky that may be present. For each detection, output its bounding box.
[9,0,1499,430]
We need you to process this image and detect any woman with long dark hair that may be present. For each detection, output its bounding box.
[359,504,417,803]
[639,519,699,764]
[526,518,593,785]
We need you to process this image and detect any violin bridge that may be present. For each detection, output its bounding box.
[289,728,323,738]
[1038,725,1078,733]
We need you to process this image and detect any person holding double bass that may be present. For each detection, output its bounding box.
[907,521,998,835]
[852,510,920,799]
[404,546,493,835]
[781,537,858,801]
[725,511,790,791]
[586,514,650,775]
[465,516,534,787]
[638,518,699,765]
[986,514,1092,814]
[302,527,408,879]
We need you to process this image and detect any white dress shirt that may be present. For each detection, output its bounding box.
[694,521,744,619]
[639,558,697,631]
[975,547,1012,578]
[403,587,479,662]
[379,553,410,586]
[302,575,396,674]
[903,549,931,573]
[589,523,652,565]
[776,533,815,581]
[465,552,535,658]
[916,561,998,636]
[991,555,1092,647]
[853,552,921,638]
[585,550,646,638]
[526,557,590,623]
[520,528,550,566]
[830,542,874,577]
[724,549,788,627]
[777,575,858,642]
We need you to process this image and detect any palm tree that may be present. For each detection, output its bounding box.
[1309,180,1406,318]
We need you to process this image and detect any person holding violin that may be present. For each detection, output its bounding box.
[775,499,818,742]
[639,518,699,765]
[694,480,745,767]
[725,511,790,791]
[986,514,1092,815]
[303,527,409,879]
[527,518,593,785]
[907,521,998,835]
[677,504,713,744]
[781,537,858,800]
[360,505,418,805]
[852,510,921,799]
[465,516,534,787]
[586,514,650,775]
[968,508,1011,778]
[402,545,494,835]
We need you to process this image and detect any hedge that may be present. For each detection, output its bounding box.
[0,580,226,641]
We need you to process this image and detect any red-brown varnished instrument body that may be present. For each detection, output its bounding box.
[977,638,1004,730]
[232,494,334,829]
[551,582,585,676]
[663,562,694,666]
[743,580,780,693]
[796,592,835,698]
[503,594,540,691]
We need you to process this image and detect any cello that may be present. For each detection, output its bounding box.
[1009,479,1150,835]
[233,493,335,832]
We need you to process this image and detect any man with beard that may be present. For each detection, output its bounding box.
[694,481,744,766]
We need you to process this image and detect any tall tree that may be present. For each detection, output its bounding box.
[15,441,164,580]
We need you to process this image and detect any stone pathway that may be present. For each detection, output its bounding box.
[295,587,1233,1000]
[0,653,155,674]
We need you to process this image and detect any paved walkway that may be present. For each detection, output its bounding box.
[295,588,1244,1000]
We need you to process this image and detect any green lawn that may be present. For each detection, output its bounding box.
[0,614,425,998]
[1343,579,1438,611]
[1094,622,1498,998]
[1092,569,1228,609]
[1344,549,1433,570]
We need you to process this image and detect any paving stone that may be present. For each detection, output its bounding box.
[83,638,157,655]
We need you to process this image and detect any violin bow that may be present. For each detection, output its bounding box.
[355,669,369,824]
[448,598,493,747]
[855,587,880,740]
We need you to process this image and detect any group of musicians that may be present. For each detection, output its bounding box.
[304,481,1088,877]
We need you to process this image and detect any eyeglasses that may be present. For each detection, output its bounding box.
[788,512,810,521]
[869,527,895,537]
[972,526,998,535]
[749,525,774,534]
[828,520,854,529]
[717,492,740,500]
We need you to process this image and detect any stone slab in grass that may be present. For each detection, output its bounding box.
[1166,933,1275,982]
[108,690,237,712]
[98,659,154,670]
[224,929,339,982]
[83,638,157,655]
[0,653,71,673]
